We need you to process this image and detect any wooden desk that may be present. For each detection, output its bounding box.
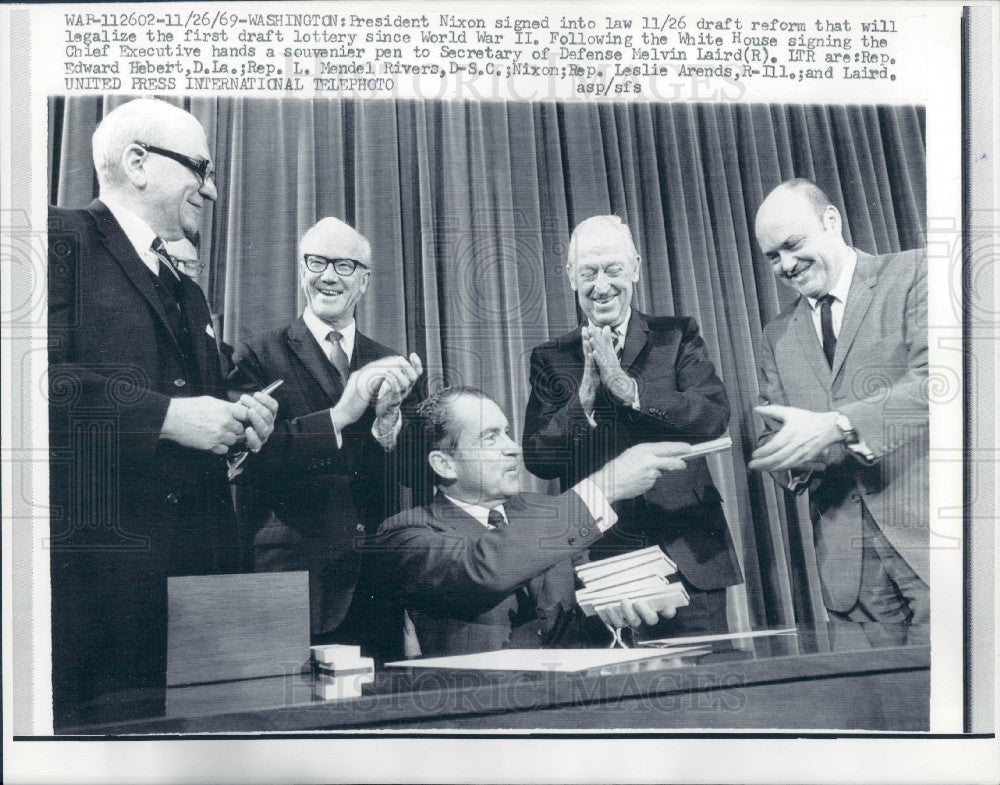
[63,627,929,734]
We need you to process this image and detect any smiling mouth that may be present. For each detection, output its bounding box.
[317,288,344,297]
[782,262,812,280]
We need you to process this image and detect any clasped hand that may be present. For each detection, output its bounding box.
[332,353,424,430]
[579,325,637,409]
[748,404,840,472]
[161,392,279,455]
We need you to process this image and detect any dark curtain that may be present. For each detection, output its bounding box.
[48,97,926,633]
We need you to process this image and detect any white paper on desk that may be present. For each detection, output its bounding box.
[386,646,705,672]
[636,627,798,648]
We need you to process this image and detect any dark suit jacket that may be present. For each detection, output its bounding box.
[522,311,742,591]
[375,492,605,657]
[229,318,418,650]
[48,200,235,725]
[758,249,928,612]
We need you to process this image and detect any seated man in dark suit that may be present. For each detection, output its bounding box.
[376,386,694,657]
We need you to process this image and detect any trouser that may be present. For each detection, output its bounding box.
[829,507,929,627]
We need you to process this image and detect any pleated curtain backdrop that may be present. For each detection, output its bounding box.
[49,96,926,634]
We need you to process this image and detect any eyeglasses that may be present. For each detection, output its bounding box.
[576,263,629,282]
[172,258,206,277]
[303,255,369,276]
[136,142,216,187]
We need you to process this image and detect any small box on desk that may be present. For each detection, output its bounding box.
[166,571,310,686]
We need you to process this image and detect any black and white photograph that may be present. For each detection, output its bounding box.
[2,1,997,783]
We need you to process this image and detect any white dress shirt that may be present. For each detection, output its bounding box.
[444,476,617,534]
[804,249,857,343]
[100,196,179,280]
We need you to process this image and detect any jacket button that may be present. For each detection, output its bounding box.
[356,524,365,533]
[850,493,861,502]
[166,493,179,505]
[579,528,590,537]
[568,537,577,546]
[173,378,186,387]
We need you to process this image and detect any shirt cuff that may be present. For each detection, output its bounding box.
[571,477,618,533]
[327,409,344,450]
[629,377,640,410]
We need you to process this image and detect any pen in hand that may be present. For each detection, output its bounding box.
[227,379,284,480]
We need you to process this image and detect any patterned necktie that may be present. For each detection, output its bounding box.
[819,294,837,368]
[325,330,350,383]
[150,238,181,294]
[488,508,506,529]
[612,331,623,360]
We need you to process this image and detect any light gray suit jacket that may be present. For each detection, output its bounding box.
[758,249,928,612]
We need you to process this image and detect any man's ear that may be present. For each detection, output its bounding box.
[565,263,578,292]
[121,144,148,189]
[823,205,842,235]
[631,255,641,282]
[428,450,456,482]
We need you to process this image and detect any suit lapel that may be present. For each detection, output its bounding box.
[619,310,649,372]
[789,297,831,388]
[286,317,345,402]
[177,278,216,384]
[87,200,184,356]
[831,252,878,383]
[351,331,382,372]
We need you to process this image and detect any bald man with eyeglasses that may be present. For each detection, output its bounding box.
[47,98,279,727]
[229,217,423,660]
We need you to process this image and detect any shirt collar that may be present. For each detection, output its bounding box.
[442,495,507,529]
[806,249,857,310]
[302,307,357,360]
[100,195,158,261]
[588,306,632,340]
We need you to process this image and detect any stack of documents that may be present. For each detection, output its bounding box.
[309,644,375,700]
[575,546,689,617]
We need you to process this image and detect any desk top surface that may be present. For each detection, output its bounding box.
[61,622,929,735]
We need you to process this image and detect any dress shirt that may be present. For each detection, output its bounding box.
[804,249,857,342]
[100,196,179,280]
[444,476,617,534]
[302,307,402,449]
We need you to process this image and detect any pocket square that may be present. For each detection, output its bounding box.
[205,323,215,338]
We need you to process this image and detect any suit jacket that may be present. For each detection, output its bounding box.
[758,249,929,612]
[375,492,605,657]
[522,311,742,590]
[229,318,418,649]
[47,200,235,725]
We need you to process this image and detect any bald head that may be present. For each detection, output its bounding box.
[755,179,850,299]
[299,217,371,266]
[92,99,209,188]
[91,98,216,242]
[299,217,372,329]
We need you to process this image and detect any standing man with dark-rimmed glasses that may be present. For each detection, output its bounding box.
[229,217,424,661]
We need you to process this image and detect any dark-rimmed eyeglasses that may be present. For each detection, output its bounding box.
[303,255,368,276]
[136,142,216,187]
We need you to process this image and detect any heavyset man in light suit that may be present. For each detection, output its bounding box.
[749,178,929,625]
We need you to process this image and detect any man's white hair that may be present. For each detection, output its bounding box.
[567,215,640,267]
[91,98,200,187]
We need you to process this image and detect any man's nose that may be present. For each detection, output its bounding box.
[500,434,521,456]
[200,178,218,202]
[777,251,797,272]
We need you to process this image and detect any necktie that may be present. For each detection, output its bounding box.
[612,331,623,360]
[819,294,837,368]
[487,508,506,529]
[325,330,350,383]
[151,238,181,295]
